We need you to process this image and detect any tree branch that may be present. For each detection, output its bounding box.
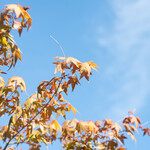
[3,76,64,150]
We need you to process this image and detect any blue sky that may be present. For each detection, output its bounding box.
[0,0,150,149]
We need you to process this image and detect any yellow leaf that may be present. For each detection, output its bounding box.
[70,119,78,127]
[1,37,7,46]
[41,137,48,145]
[23,94,37,108]
[68,104,78,116]
[15,50,22,61]
[89,61,99,71]
[51,120,62,132]
[0,77,5,85]
[18,3,31,20]
[8,76,26,92]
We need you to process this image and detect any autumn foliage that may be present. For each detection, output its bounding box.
[0,3,149,150]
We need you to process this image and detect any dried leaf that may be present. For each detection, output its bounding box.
[8,76,26,92]
[51,120,62,132]
[18,4,31,20]
[127,132,136,143]
[68,104,78,116]
[6,4,22,18]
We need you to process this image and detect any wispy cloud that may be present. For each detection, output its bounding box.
[98,0,150,119]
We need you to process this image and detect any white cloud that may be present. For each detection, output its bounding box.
[98,0,150,119]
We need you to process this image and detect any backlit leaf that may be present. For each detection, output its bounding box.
[68,104,78,116]
[127,132,136,143]
[51,120,62,132]
[18,3,31,20]
[6,4,21,18]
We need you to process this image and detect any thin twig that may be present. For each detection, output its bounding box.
[49,35,65,57]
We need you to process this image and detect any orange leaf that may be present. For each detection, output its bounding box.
[68,104,78,116]
[136,116,141,124]
[89,60,99,71]
[119,145,126,150]
[18,3,31,20]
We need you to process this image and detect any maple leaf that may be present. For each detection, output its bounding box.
[136,116,141,124]
[51,120,62,132]
[54,57,81,66]
[119,134,127,145]
[68,76,80,91]
[8,76,26,92]
[13,21,23,36]
[127,132,136,143]
[1,2,149,150]
[13,21,21,30]
[68,104,78,116]
[14,49,22,61]
[65,57,81,67]
[79,70,90,81]
[143,127,150,136]
[89,60,99,71]
[53,61,65,74]
[130,125,138,133]
[76,121,86,134]
[103,119,113,126]
[130,115,139,128]
[111,123,122,134]
[23,94,37,108]
[18,4,32,30]
[70,119,78,127]
[95,121,102,128]
[6,4,22,18]
[79,62,91,76]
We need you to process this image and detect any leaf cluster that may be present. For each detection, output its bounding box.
[0,4,32,72]
[0,3,149,150]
